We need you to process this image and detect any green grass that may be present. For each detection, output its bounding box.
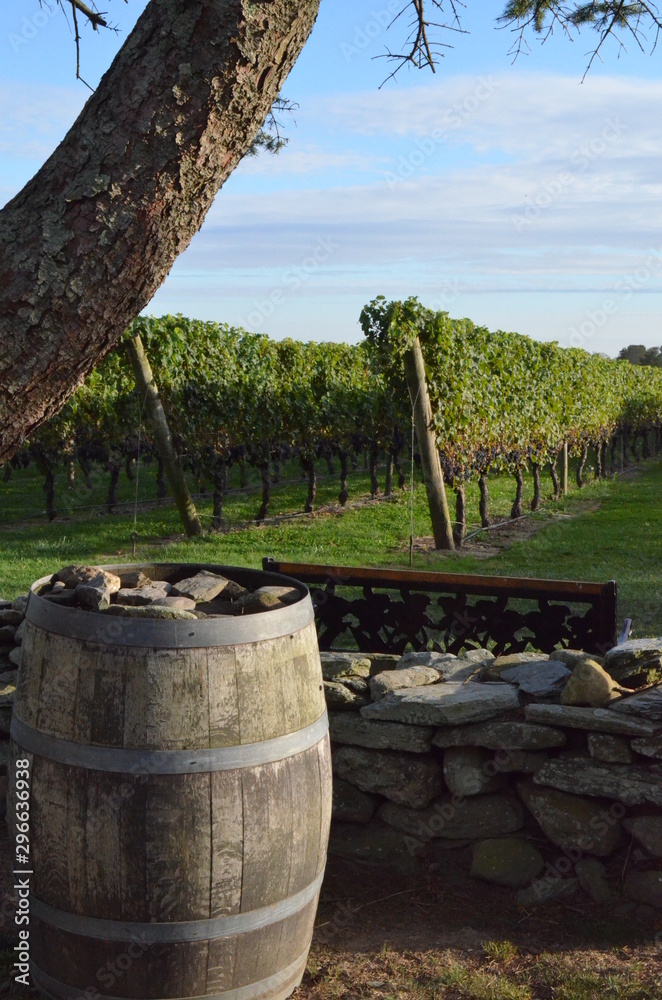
[1,454,661,636]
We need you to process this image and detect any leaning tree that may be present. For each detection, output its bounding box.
[0,0,660,463]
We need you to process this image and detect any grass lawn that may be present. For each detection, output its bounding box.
[0,453,661,635]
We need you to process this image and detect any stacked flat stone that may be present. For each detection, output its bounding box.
[324,642,662,913]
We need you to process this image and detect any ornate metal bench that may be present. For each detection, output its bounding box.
[262,559,618,657]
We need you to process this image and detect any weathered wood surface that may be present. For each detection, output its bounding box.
[12,565,330,1000]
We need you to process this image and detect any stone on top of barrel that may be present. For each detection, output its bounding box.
[36,564,302,618]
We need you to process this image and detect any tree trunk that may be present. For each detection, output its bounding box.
[403,336,454,551]
[301,457,316,514]
[325,456,335,477]
[511,467,524,519]
[478,473,491,527]
[561,441,569,495]
[0,0,321,463]
[595,442,602,479]
[339,453,349,506]
[240,456,248,489]
[125,332,202,537]
[156,457,167,500]
[576,444,588,487]
[454,485,466,548]
[65,452,76,490]
[393,451,406,489]
[37,460,56,522]
[369,446,379,498]
[550,457,561,500]
[211,463,228,532]
[384,452,394,497]
[106,456,121,514]
[530,462,541,511]
[2,465,11,483]
[257,463,271,523]
[272,459,281,485]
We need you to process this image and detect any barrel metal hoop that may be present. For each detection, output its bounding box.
[30,870,324,943]
[30,950,308,1000]
[10,712,329,774]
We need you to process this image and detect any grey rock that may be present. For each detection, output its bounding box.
[623,870,662,908]
[11,595,29,614]
[321,653,372,681]
[324,681,368,711]
[171,571,230,603]
[631,735,662,759]
[623,816,662,858]
[8,648,21,667]
[460,648,495,666]
[43,590,78,607]
[195,598,240,617]
[554,649,603,669]
[0,682,16,709]
[329,823,427,871]
[488,653,550,678]
[0,708,11,734]
[396,650,457,671]
[443,746,507,797]
[433,721,566,751]
[366,653,402,672]
[499,660,571,698]
[0,600,12,610]
[252,585,300,604]
[575,858,612,903]
[116,582,173,606]
[361,682,520,727]
[331,779,378,824]
[0,626,15,645]
[433,660,483,683]
[561,659,628,707]
[0,610,24,627]
[329,714,434,753]
[492,750,549,774]
[587,733,634,763]
[0,671,16,685]
[332,746,443,809]
[75,583,111,611]
[239,590,285,613]
[0,740,8,777]
[55,565,121,591]
[118,570,150,589]
[378,794,524,841]
[370,666,439,701]
[470,838,544,887]
[518,780,623,856]
[340,677,370,697]
[532,756,662,807]
[609,684,662,722]
[222,579,250,601]
[101,605,197,621]
[524,703,659,736]
[603,638,662,683]
[516,878,579,907]
[150,596,197,611]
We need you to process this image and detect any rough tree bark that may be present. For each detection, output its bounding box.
[0,0,321,463]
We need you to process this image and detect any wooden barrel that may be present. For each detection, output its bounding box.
[9,563,331,1000]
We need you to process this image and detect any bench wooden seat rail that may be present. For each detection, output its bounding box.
[262,559,618,658]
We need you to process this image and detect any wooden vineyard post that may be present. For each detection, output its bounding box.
[125,333,203,537]
[403,336,455,551]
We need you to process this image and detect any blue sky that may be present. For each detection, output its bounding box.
[2,0,662,354]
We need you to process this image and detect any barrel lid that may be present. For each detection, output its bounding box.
[27,562,314,648]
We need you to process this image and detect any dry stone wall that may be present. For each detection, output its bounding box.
[323,645,662,913]
[1,592,661,918]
